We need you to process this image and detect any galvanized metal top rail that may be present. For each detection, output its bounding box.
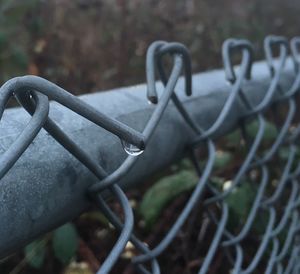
[0,36,300,273]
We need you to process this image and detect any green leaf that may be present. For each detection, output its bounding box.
[278,147,290,160]
[225,181,256,231]
[52,223,79,265]
[247,120,277,141]
[170,158,193,172]
[80,211,109,226]
[199,150,233,173]
[209,176,225,191]
[225,129,241,147]
[139,170,198,229]
[24,239,47,269]
[214,150,233,170]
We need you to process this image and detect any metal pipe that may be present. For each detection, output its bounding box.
[0,59,295,258]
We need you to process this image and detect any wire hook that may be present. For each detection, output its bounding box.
[222,38,254,84]
[264,35,288,77]
[146,41,192,104]
[290,37,300,73]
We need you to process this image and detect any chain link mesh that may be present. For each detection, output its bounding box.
[1,35,300,273]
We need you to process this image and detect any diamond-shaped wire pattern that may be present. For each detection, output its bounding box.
[1,35,300,274]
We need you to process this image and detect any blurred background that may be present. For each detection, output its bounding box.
[1,0,300,94]
[1,0,300,274]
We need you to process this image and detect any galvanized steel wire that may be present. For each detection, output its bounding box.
[1,35,300,273]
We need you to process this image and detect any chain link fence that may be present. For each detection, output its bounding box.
[1,35,300,273]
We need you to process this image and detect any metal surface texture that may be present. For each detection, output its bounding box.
[0,35,300,273]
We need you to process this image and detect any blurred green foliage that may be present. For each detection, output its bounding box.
[1,0,299,93]
[0,0,41,82]
[139,169,198,229]
[139,114,296,240]
[24,238,48,269]
[24,223,79,270]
